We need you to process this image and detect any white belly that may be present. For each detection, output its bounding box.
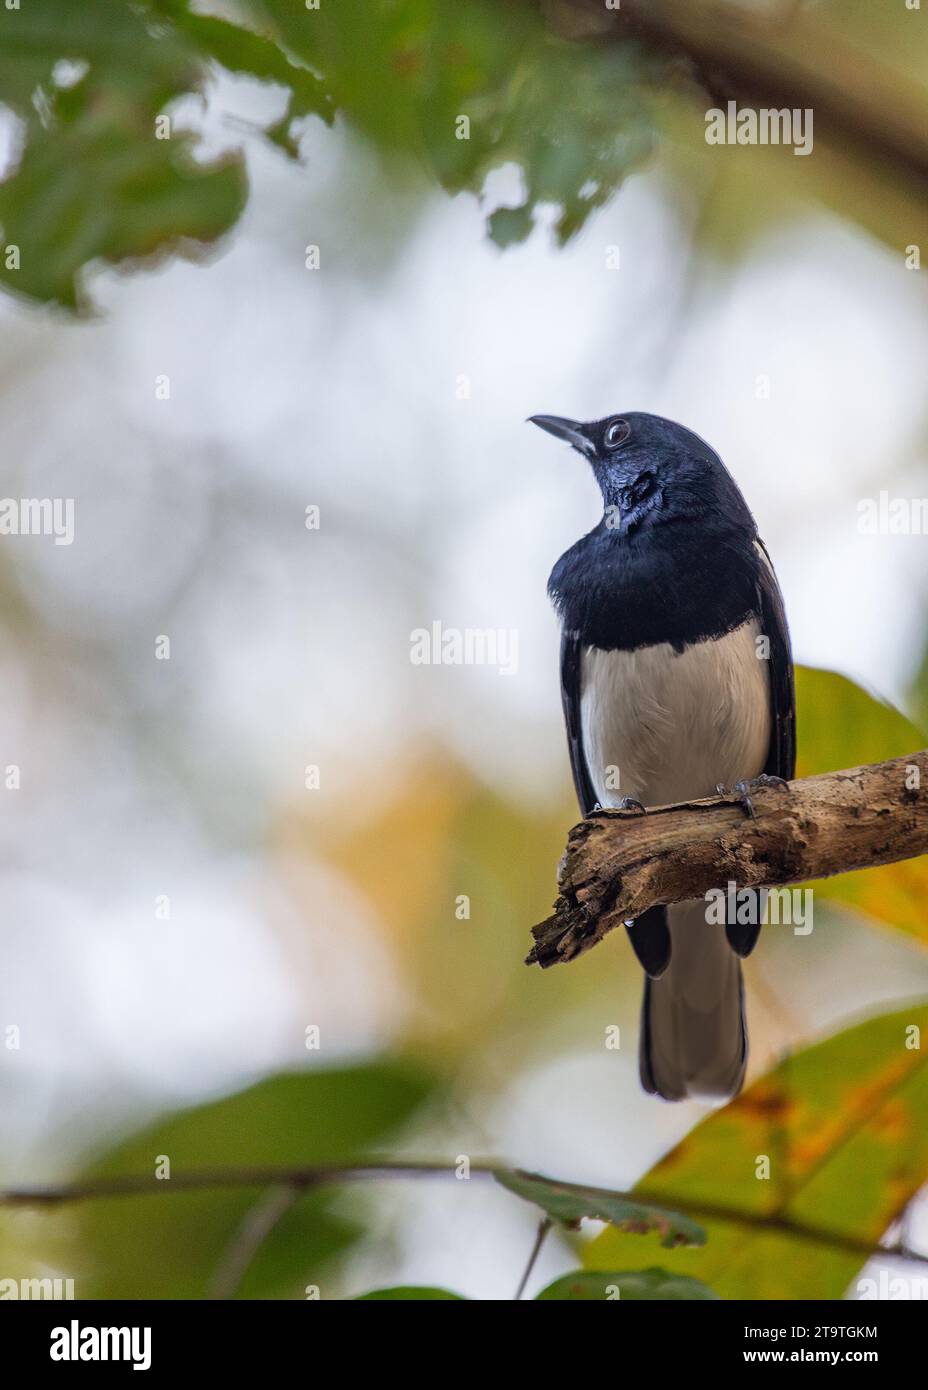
[580,619,772,808]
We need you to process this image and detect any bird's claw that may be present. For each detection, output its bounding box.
[614,795,646,815]
[733,779,758,820]
[719,774,791,821]
[752,774,790,792]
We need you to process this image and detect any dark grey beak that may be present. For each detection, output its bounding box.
[528,414,596,459]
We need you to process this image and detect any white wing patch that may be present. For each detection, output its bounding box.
[580,619,772,808]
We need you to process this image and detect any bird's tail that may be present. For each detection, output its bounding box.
[639,900,747,1103]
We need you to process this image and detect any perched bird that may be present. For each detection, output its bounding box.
[531,411,795,1102]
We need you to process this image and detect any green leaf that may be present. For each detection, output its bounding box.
[0,0,198,113]
[536,1267,720,1301]
[494,1169,705,1248]
[794,667,927,942]
[795,666,924,779]
[487,205,534,248]
[173,13,331,112]
[0,95,246,309]
[167,10,334,151]
[56,1059,437,1299]
[257,0,660,244]
[356,1285,467,1300]
[908,637,928,742]
[3,0,927,305]
[0,2,246,309]
[586,1004,928,1299]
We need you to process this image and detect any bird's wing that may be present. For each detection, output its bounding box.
[724,541,795,961]
[559,627,598,816]
[755,539,796,780]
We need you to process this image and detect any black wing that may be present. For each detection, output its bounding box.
[559,627,671,977]
[726,540,796,959]
[755,539,796,781]
[559,628,598,816]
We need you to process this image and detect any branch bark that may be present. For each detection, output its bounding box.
[528,752,928,969]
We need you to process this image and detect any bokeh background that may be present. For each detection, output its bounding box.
[0,0,927,1300]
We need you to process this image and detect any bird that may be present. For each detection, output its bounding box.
[531,411,795,1102]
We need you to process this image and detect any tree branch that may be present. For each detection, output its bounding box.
[528,752,927,969]
[549,0,928,190]
[513,1217,552,1300]
[2,1160,927,1272]
[0,1160,483,1206]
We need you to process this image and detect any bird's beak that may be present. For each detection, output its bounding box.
[527,414,596,459]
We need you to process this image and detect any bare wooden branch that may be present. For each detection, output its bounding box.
[528,752,928,969]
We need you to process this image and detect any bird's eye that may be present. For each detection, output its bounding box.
[605,418,630,448]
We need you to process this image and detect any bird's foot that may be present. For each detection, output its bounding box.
[592,795,646,815]
[717,774,790,821]
[753,774,790,792]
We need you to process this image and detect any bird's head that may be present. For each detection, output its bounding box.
[529,410,747,537]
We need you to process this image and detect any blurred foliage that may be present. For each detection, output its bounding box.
[536,1267,719,1301]
[3,662,925,1299]
[357,1268,718,1298]
[32,1059,437,1299]
[587,1004,928,1299]
[0,0,662,306]
[909,639,928,746]
[795,668,927,942]
[0,0,247,308]
[495,1168,705,1248]
[164,5,333,158]
[13,999,928,1299]
[254,0,659,246]
[357,1268,720,1298]
[357,1285,467,1300]
[795,668,924,780]
[304,752,604,1066]
[3,0,926,306]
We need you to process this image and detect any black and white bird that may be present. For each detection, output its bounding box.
[532,411,795,1102]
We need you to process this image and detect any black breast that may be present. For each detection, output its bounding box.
[548,521,760,652]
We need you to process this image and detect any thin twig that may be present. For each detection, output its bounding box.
[0,1160,496,1205]
[208,1183,303,1301]
[3,1160,927,1272]
[514,1217,553,1301]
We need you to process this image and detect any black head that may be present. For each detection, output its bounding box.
[529,410,754,538]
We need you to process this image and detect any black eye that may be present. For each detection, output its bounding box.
[605,418,630,448]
